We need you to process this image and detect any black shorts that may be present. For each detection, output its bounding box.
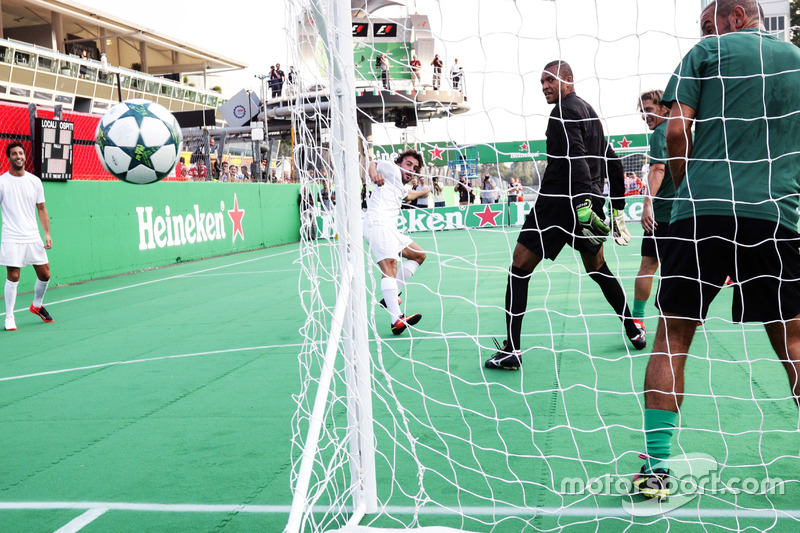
[656,216,800,322]
[641,221,671,260]
[517,195,603,260]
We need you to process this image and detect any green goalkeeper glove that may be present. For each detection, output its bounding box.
[610,208,631,246]
[575,199,609,245]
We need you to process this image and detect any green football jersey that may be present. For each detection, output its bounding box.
[663,29,800,230]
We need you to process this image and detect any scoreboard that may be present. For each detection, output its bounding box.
[34,118,73,181]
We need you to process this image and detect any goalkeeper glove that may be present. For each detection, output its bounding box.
[611,208,631,246]
[575,199,609,245]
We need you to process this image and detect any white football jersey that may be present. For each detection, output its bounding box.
[0,171,45,243]
[367,161,407,226]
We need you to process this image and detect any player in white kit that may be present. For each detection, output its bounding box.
[365,150,429,335]
[0,142,54,331]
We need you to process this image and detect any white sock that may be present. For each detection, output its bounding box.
[5,280,18,318]
[381,277,402,323]
[395,260,420,292]
[33,279,49,308]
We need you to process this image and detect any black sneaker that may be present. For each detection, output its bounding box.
[391,313,421,335]
[632,456,672,501]
[628,321,646,350]
[484,338,521,370]
[378,296,402,308]
[30,304,54,323]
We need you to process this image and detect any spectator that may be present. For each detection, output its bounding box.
[361,182,368,210]
[79,49,88,78]
[377,54,390,89]
[451,58,463,90]
[219,161,230,183]
[415,177,431,209]
[269,66,280,98]
[288,66,297,95]
[625,172,644,196]
[240,165,251,182]
[298,185,316,241]
[402,176,418,209]
[431,54,443,90]
[180,166,189,180]
[188,159,208,182]
[274,63,286,96]
[409,54,422,89]
[481,174,497,204]
[507,177,515,202]
[319,181,333,211]
[432,176,445,207]
[455,177,472,205]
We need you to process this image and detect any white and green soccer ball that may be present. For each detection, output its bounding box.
[95,99,183,184]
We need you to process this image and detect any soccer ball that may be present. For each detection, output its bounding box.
[95,99,183,184]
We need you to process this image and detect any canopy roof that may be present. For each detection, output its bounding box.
[0,0,246,76]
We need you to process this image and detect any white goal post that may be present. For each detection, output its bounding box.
[287,1,800,532]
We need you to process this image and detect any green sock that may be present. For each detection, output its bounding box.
[633,300,647,320]
[644,408,678,473]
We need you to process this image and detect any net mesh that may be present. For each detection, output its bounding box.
[290,1,800,531]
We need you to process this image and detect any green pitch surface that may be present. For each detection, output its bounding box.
[1,226,799,532]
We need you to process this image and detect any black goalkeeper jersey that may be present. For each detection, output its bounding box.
[540,92,625,211]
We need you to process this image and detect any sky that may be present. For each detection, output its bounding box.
[73,0,706,146]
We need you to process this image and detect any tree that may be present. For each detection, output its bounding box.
[792,0,800,47]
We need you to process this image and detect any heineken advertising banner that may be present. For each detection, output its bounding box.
[316,196,645,239]
[5,181,301,292]
[373,134,650,167]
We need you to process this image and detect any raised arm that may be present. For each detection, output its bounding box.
[368,161,385,187]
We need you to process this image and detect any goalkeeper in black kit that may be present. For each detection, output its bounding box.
[485,60,643,370]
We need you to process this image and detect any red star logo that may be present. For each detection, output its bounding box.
[520,143,528,151]
[429,146,444,160]
[618,137,632,149]
[227,193,245,242]
[474,204,502,227]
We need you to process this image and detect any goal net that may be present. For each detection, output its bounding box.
[288,0,800,531]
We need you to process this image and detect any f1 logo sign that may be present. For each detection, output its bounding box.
[373,24,397,37]
[352,23,368,37]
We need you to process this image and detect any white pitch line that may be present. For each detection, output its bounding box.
[0,342,304,382]
[0,502,799,520]
[53,508,107,533]
[1,247,298,318]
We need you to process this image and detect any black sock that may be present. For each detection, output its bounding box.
[505,266,531,352]
[588,263,637,337]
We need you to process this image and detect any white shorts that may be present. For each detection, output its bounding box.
[363,219,412,263]
[0,241,49,267]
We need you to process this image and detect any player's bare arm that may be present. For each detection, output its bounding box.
[665,102,695,188]
[642,163,665,233]
[37,202,52,249]
[368,161,384,186]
